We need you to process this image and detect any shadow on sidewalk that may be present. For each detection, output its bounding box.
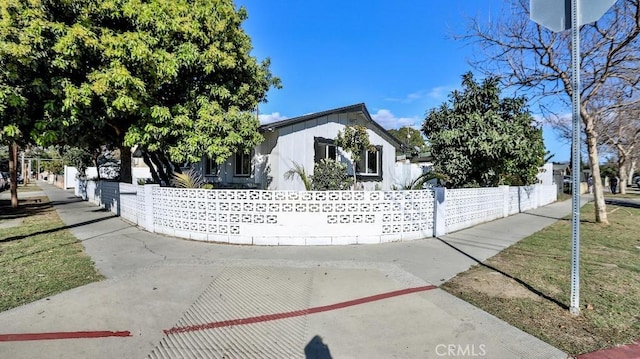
[437,237,569,311]
[521,212,569,221]
[48,196,86,206]
[0,215,116,244]
[305,335,333,359]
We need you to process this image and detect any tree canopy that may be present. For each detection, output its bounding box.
[422,72,545,188]
[460,0,640,223]
[2,0,280,187]
[0,0,63,205]
[55,0,279,181]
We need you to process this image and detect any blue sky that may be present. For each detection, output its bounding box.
[235,0,571,162]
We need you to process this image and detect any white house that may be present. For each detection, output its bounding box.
[198,103,405,190]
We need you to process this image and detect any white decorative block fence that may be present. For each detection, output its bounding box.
[76,180,557,245]
[444,187,508,233]
[151,187,435,245]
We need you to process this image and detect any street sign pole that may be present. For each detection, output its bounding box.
[569,0,581,316]
[530,0,614,316]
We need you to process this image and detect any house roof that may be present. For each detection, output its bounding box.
[553,163,570,171]
[259,103,406,150]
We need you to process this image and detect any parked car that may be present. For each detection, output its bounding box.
[634,176,640,188]
[0,172,6,191]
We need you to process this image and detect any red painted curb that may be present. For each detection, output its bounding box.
[0,285,437,342]
[577,341,640,359]
[0,330,131,342]
[164,285,437,335]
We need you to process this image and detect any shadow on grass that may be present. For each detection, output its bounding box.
[0,239,81,264]
[605,199,640,209]
[0,215,116,243]
[437,237,569,311]
[0,197,51,220]
[522,211,597,224]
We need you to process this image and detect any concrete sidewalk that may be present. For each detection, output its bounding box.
[0,183,577,358]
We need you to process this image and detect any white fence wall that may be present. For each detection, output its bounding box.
[64,166,78,189]
[445,187,507,233]
[76,180,557,245]
[119,183,141,224]
[151,188,435,245]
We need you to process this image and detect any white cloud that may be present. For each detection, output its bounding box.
[385,91,424,103]
[258,112,287,125]
[371,109,421,130]
[385,85,456,105]
[426,86,450,100]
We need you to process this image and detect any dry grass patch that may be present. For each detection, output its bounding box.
[442,201,640,356]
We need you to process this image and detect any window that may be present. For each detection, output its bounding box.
[234,152,251,177]
[314,137,338,163]
[204,157,219,176]
[356,148,381,177]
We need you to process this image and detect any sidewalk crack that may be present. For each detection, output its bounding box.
[131,235,167,260]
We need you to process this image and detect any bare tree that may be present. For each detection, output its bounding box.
[461,0,640,224]
[546,93,640,194]
[597,104,640,193]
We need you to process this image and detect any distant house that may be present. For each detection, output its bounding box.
[197,103,405,190]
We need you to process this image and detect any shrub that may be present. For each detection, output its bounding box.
[311,159,352,191]
[284,161,312,190]
[171,168,205,188]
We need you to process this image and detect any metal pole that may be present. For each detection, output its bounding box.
[570,0,581,316]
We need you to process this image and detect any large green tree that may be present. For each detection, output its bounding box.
[0,0,61,206]
[52,0,279,183]
[460,0,640,223]
[423,72,545,188]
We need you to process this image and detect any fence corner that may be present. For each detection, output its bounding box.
[433,187,446,237]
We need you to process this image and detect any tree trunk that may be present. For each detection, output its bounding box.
[149,151,171,185]
[629,159,637,186]
[585,126,608,224]
[351,160,357,190]
[141,150,161,183]
[157,152,181,175]
[8,142,19,208]
[93,151,101,180]
[120,145,132,183]
[618,153,628,195]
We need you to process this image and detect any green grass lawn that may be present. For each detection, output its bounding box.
[442,200,640,355]
[0,191,103,312]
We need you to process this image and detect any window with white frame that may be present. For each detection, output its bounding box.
[356,147,381,177]
[314,138,338,162]
[234,151,252,177]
